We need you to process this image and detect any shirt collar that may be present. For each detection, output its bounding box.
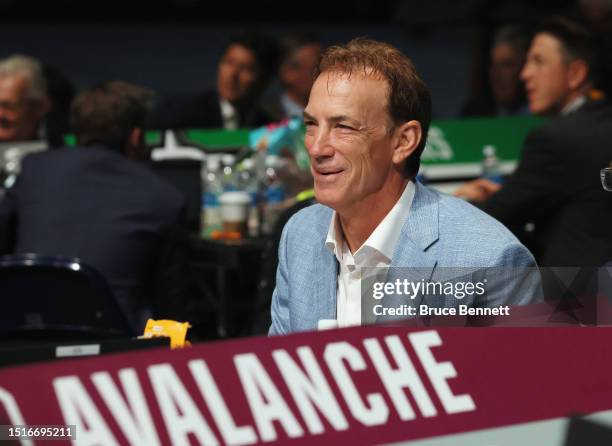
[561,95,587,116]
[325,181,416,263]
[280,93,304,118]
[219,98,238,130]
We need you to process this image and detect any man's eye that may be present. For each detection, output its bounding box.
[337,124,355,130]
[304,120,316,127]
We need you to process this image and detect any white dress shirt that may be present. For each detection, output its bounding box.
[219,99,239,130]
[280,93,304,118]
[561,95,587,116]
[325,181,416,327]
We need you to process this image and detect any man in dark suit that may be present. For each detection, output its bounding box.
[456,17,612,267]
[0,81,192,333]
[148,32,278,131]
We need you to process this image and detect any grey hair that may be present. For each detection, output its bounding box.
[0,55,47,101]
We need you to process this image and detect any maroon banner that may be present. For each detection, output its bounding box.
[1,326,612,445]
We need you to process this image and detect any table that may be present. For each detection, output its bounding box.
[189,235,269,338]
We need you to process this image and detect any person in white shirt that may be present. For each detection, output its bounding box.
[269,38,539,335]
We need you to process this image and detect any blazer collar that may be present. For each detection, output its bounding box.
[379,182,440,319]
[392,181,440,262]
[313,208,338,324]
[311,182,442,326]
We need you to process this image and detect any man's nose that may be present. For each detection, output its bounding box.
[306,128,334,159]
[520,63,531,82]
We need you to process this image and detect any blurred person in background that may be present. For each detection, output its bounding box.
[148,31,278,130]
[262,33,323,120]
[0,81,199,334]
[461,25,530,117]
[0,55,50,143]
[455,17,612,267]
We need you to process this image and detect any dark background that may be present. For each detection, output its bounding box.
[0,0,578,117]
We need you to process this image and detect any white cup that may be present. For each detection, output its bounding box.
[218,191,251,237]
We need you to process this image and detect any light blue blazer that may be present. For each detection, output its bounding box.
[269,182,540,335]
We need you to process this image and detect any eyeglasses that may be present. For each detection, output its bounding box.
[601,167,612,192]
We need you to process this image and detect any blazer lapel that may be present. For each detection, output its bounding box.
[312,241,338,325]
[377,183,440,321]
[304,209,337,329]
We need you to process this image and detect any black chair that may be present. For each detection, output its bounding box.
[0,254,132,344]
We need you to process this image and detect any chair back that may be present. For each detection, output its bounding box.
[0,254,132,341]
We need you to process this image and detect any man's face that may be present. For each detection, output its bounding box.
[490,42,524,107]
[217,44,260,104]
[281,43,322,104]
[520,33,573,115]
[304,71,398,215]
[0,75,44,141]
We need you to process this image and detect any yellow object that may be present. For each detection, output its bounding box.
[143,319,191,349]
[296,188,315,202]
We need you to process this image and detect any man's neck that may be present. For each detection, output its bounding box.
[337,179,408,253]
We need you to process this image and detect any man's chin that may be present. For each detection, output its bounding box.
[313,189,339,209]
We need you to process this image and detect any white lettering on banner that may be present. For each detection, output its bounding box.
[148,364,219,446]
[273,347,349,434]
[43,329,472,443]
[364,336,437,420]
[409,331,476,414]
[53,376,119,446]
[324,342,389,427]
[189,359,257,445]
[91,369,160,446]
[0,387,34,446]
[235,353,304,442]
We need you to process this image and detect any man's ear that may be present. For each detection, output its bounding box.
[392,120,422,166]
[567,59,589,91]
[125,127,144,159]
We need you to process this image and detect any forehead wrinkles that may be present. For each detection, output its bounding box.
[323,68,387,94]
[310,71,395,134]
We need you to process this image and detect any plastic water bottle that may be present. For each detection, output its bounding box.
[221,154,238,191]
[237,158,261,236]
[481,145,504,184]
[261,156,286,235]
[202,157,223,236]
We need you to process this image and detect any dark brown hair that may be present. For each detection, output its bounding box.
[537,17,599,85]
[70,81,153,152]
[315,37,432,178]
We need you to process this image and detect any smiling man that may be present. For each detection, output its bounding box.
[269,38,539,335]
[455,17,612,267]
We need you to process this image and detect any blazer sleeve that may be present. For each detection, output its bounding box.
[268,218,293,336]
[479,240,544,308]
[481,126,569,226]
